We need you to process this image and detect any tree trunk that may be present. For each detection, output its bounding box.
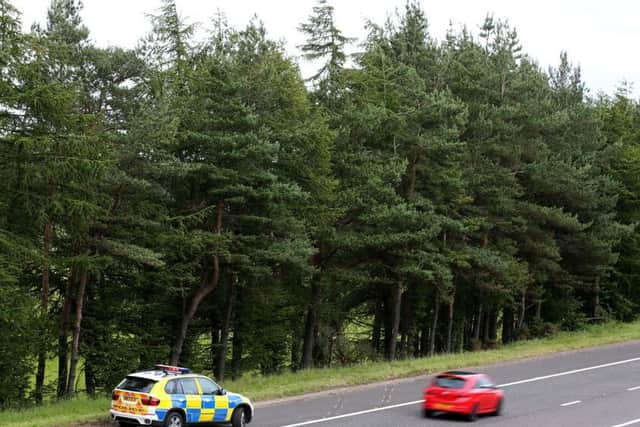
[535,299,542,319]
[399,332,407,359]
[473,305,483,341]
[446,285,456,353]
[85,357,96,397]
[312,321,325,366]
[301,279,319,369]
[593,276,600,318]
[171,200,224,365]
[502,306,514,344]
[459,316,467,352]
[67,268,88,395]
[57,268,76,398]
[412,327,421,358]
[301,287,317,369]
[231,328,243,380]
[419,318,429,357]
[327,330,335,367]
[429,294,440,357]
[210,324,220,372]
[483,310,490,343]
[371,299,382,356]
[35,221,52,404]
[290,319,301,371]
[231,290,243,381]
[489,310,498,341]
[386,283,402,360]
[214,277,236,381]
[518,289,526,330]
[399,288,413,359]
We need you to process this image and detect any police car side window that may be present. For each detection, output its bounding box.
[165,379,182,395]
[180,378,198,395]
[199,378,219,395]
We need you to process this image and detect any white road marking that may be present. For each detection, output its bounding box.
[280,355,640,427]
[497,356,640,387]
[627,385,640,391]
[280,400,422,427]
[611,418,640,427]
[560,400,581,407]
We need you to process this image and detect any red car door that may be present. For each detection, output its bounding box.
[473,376,493,412]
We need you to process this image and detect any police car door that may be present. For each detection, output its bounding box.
[178,378,202,423]
[198,377,229,423]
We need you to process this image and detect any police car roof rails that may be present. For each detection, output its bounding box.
[154,364,191,375]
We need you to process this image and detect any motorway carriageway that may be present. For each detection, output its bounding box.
[253,340,640,427]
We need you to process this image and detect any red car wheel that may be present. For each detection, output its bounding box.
[493,397,503,416]
[467,403,479,422]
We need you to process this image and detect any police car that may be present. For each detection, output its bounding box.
[110,364,254,427]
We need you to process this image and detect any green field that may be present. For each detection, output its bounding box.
[2,320,640,427]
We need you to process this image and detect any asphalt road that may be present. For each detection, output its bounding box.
[253,340,640,427]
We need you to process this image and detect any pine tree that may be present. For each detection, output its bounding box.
[298,0,354,108]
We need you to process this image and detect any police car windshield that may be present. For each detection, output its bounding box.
[118,376,156,393]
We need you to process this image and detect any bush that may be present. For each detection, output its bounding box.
[528,319,559,338]
[561,310,588,331]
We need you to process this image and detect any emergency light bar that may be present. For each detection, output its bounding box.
[154,364,191,374]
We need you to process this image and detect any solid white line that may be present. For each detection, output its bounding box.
[560,400,581,407]
[280,355,640,427]
[498,356,640,388]
[611,418,640,427]
[627,385,640,391]
[280,400,422,427]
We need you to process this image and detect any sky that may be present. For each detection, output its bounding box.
[11,0,640,97]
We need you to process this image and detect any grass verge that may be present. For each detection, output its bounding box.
[0,397,108,427]
[2,320,640,427]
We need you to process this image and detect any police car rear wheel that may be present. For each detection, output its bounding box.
[231,408,247,427]
[164,411,184,427]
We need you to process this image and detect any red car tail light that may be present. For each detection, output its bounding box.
[111,391,119,401]
[141,396,160,406]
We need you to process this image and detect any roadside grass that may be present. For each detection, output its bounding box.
[2,320,639,427]
[0,397,108,427]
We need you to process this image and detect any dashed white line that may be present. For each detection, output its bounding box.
[280,355,640,427]
[627,385,640,391]
[611,418,640,427]
[560,400,581,407]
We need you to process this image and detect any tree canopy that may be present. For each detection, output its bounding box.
[0,0,638,407]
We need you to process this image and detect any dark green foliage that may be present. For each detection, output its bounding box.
[0,282,37,408]
[0,0,638,407]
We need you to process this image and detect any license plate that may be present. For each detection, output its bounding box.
[435,403,453,410]
[123,395,137,403]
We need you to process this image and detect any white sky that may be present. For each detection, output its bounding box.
[12,0,640,97]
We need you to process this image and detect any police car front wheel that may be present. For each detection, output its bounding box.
[231,408,247,427]
[164,411,184,427]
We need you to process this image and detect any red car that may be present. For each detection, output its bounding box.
[423,371,504,421]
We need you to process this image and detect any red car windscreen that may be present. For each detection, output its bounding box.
[433,376,467,389]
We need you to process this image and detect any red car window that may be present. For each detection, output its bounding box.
[434,376,467,389]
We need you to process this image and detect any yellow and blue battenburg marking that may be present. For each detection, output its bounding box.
[155,390,245,423]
